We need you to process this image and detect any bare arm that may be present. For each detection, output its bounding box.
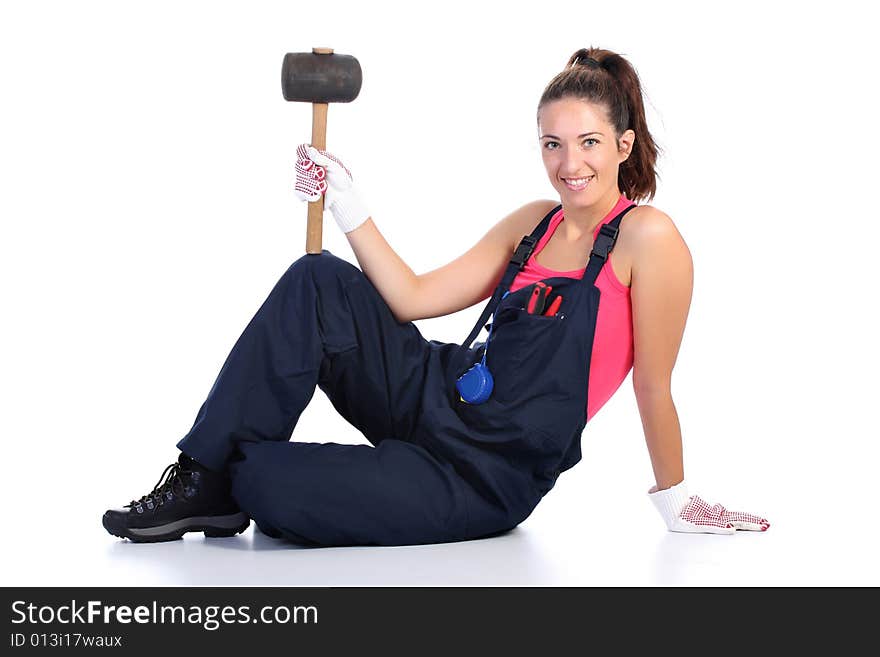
[630,208,694,491]
[344,218,420,322]
[345,200,557,323]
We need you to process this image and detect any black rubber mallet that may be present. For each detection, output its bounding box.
[282,47,362,254]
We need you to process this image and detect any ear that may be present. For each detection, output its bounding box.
[618,129,636,161]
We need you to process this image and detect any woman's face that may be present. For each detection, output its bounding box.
[537,97,634,207]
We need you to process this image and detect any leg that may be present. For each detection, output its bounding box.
[104,251,436,543]
[176,250,430,471]
[228,438,470,546]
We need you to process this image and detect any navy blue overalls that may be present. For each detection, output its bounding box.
[177,202,637,546]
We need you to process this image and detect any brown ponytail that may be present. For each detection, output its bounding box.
[538,47,661,203]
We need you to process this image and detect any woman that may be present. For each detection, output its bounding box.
[102,47,769,545]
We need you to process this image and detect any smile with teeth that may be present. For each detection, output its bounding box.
[562,176,594,190]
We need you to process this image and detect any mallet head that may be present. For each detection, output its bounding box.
[281,49,362,103]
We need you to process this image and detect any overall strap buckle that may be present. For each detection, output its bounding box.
[590,224,619,262]
[510,235,538,269]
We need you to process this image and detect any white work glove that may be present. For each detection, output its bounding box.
[293,143,370,234]
[293,142,328,202]
[648,480,770,535]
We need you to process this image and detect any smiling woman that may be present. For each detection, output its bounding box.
[525,48,768,533]
[538,48,660,205]
[103,46,769,547]
[535,50,656,251]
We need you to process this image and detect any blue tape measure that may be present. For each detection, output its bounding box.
[456,291,508,404]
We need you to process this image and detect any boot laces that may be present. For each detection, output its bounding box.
[128,462,193,511]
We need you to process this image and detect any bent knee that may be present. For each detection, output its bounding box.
[287,250,361,285]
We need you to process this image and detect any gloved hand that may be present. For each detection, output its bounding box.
[293,142,328,202]
[648,480,770,535]
[293,143,370,234]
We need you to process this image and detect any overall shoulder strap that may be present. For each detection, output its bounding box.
[581,203,639,286]
[456,203,560,355]
[445,204,561,403]
[496,203,560,293]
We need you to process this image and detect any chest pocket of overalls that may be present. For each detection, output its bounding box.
[485,277,585,409]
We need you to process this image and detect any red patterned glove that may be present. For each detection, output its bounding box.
[648,480,770,535]
[293,143,328,202]
[305,146,370,234]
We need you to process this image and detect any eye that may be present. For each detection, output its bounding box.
[542,138,598,150]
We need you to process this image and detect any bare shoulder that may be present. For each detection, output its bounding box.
[624,205,684,240]
[504,199,560,249]
[625,205,693,275]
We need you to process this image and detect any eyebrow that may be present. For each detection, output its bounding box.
[540,132,604,139]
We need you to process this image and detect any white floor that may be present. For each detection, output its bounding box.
[6,386,878,587]
[7,486,875,587]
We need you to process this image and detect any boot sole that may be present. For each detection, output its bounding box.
[103,512,250,543]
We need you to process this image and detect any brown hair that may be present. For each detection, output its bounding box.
[538,47,661,203]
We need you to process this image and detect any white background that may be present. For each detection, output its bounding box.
[2,0,877,586]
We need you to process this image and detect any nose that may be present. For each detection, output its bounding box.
[561,148,588,177]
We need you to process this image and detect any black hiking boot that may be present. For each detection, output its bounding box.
[102,452,249,543]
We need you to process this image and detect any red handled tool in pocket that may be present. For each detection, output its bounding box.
[526,282,552,314]
[543,294,563,316]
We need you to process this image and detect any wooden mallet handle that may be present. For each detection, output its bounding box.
[305,47,333,254]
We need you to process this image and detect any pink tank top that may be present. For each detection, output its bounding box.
[509,195,636,421]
